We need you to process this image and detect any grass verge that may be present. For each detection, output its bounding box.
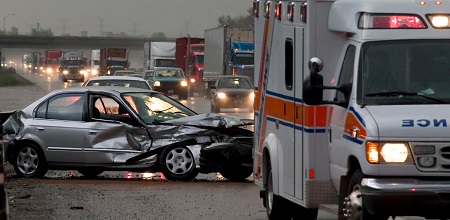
[0,68,33,86]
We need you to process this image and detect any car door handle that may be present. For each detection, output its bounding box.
[35,127,45,131]
[88,130,98,135]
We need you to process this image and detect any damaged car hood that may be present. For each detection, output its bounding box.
[162,113,252,128]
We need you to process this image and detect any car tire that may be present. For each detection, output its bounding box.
[265,168,293,220]
[159,145,198,181]
[343,169,389,220]
[13,143,48,178]
[219,166,252,182]
[78,169,103,178]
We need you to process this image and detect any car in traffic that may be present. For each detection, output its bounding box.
[147,67,189,100]
[1,87,253,182]
[82,76,152,90]
[113,70,136,76]
[60,65,86,82]
[210,75,254,113]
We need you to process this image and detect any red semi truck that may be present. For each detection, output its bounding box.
[44,50,63,75]
[175,37,205,97]
[99,48,129,75]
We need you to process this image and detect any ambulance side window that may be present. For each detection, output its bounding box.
[285,39,293,90]
[336,45,356,106]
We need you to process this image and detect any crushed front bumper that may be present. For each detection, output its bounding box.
[362,178,450,218]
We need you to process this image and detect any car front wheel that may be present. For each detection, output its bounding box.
[13,143,48,178]
[159,145,198,181]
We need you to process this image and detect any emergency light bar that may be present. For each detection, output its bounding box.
[275,2,282,21]
[253,0,259,17]
[264,1,270,19]
[359,13,426,29]
[287,2,294,22]
[427,15,450,28]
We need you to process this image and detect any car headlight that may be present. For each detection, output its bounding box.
[63,70,68,74]
[107,70,111,75]
[80,70,87,75]
[190,78,196,83]
[46,68,53,73]
[366,142,413,164]
[91,69,98,75]
[217,92,227,99]
[154,81,161,87]
[181,80,188,87]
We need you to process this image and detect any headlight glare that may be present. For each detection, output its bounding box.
[154,81,161,87]
[380,143,409,163]
[181,81,188,86]
[217,92,227,99]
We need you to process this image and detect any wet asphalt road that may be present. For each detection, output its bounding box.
[0,69,426,220]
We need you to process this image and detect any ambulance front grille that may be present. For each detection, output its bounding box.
[410,143,450,172]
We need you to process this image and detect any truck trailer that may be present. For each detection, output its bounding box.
[203,26,254,96]
[254,0,450,219]
[175,37,205,97]
[44,50,62,75]
[144,42,176,70]
[99,48,129,75]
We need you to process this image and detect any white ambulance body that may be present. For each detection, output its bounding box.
[253,0,450,219]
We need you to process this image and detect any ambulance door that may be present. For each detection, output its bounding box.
[329,45,357,187]
[294,26,304,200]
[280,26,296,196]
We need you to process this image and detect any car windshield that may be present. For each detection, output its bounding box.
[359,40,450,105]
[218,77,252,89]
[85,80,150,90]
[154,69,184,78]
[122,92,195,125]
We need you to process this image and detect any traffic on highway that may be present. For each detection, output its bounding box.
[2,0,450,219]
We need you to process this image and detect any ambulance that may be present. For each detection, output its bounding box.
[253,0,450,219]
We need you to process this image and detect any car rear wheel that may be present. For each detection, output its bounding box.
[219,166,252,182]
[159,145,198,181]
[13,143,48,178]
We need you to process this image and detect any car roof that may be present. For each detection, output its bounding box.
[49,86,158,95]
[152,67,183,71]
[86,76,148,82]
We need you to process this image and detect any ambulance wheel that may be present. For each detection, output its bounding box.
[159,145,198,181]
[265,168,294,220]
[13,143,48,178]
[343,169,389,220]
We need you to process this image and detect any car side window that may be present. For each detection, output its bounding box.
[91,95,132,123]
[36,93,85,121]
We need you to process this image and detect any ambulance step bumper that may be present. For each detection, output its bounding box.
[362,178,450,218]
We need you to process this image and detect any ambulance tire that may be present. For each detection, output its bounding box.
[265,168,294,220]
[346,169,389,220]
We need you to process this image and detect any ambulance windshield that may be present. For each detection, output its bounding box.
[360,40,450,105]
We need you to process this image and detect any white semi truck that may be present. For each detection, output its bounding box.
[143,42,176,70]
[90,49,100,76]
[253,0,450,219]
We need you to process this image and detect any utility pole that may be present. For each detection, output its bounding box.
[3,13,15,32]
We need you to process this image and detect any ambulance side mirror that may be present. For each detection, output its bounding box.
[303,57,324,105]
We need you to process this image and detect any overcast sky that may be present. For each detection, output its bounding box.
[1,0,251,38]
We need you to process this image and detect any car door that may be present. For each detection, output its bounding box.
[84,93,150,165]
[31,92,87,164]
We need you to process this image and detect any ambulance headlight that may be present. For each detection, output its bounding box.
[427,15,450,28]
[366,142,413,164]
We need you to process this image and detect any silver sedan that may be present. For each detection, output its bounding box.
[2,87,253,181]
